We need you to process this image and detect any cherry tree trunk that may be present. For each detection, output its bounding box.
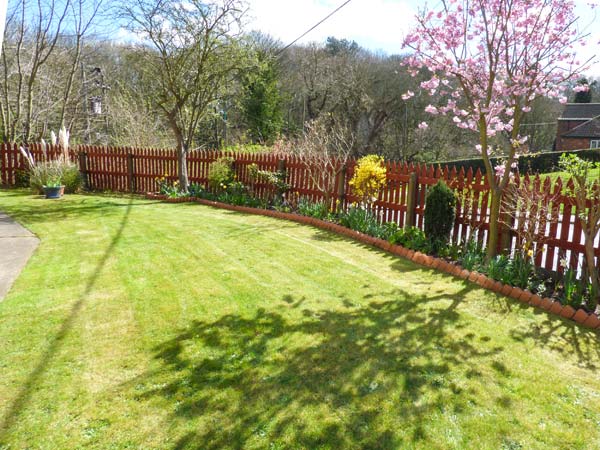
[583,230,599,311]
[178,142,189,192]
[487,189,502,260]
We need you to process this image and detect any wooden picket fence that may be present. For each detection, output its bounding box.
[2,142,598,274]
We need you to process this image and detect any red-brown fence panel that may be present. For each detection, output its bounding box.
[2,142,599,276]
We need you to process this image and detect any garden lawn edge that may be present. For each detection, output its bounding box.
[146,193,600,333]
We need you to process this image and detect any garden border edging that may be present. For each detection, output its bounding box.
[146,192,600,333]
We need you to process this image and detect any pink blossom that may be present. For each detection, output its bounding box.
[402,90,415,100]
[418,122,429,129]
[495,164,506,178]
[425,105,439,114]
[402,0,587,167]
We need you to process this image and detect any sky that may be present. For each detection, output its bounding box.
[244,0,600,77]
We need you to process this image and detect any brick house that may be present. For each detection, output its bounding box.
[555,103,600,151]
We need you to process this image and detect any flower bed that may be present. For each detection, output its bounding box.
[146,192,600,332]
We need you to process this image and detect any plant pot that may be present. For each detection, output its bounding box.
[43,185,65,199]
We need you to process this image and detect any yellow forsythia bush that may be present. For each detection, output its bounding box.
[349,154,387,205]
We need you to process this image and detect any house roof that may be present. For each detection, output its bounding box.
[558,103,600,120]
[563,116,600,138]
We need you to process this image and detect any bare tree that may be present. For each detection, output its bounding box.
[282,116,353,212]
[0,1,7,58]
[57,0,104,128]
[500,176,560,259]
[108,86,173,147]
[1,0,70,142]
[120,0,248,191]
[560,154,600,311]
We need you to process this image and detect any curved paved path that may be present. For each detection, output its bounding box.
[0,212,38,301]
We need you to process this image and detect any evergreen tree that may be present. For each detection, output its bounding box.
[241,51,283,144]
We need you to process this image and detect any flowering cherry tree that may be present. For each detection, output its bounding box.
[402,0,591,257]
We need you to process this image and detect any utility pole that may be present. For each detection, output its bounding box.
[80,65,109,144]
[81,64,91,144]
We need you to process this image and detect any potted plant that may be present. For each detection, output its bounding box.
[43,176,65,199]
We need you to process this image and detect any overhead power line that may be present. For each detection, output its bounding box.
[276,0,353,56]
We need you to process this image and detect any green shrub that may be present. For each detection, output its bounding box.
[297,198,329,220]
[339,206,380,237]
[459,238,485,271]
[29,162,60,193]
[505,252,533,289]
[389,227,430,252]
[561,262,585,308]
[188,183,206,197]
[379,221,399,241]
[61,164,83,193]
[348,154,387,206]
[156,176,183,198]
[486,255,510,281]
[424,180,456,253]
[208,157,235,191]
[15,169,30,188]
[217,181,263,207]
[247,163,290,203]
[189,179,264,208]
[222,143,271,153]
[483,251,535,290]
[29,159,82,194]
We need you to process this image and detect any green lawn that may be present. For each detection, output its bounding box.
[1,191,599,449]
[540,167,600,185]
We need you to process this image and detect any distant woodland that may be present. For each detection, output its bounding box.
[2,0,597,162]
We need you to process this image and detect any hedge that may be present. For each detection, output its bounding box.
[438,149,600,174]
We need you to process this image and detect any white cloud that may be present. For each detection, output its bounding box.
[245,0,416,54]
[575,1,600,78]
[246,0,599,76]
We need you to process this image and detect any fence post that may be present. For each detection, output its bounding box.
[127,153,135,193]
[405,171,418,229]
[277,159,286,202]
[0,142,6,186]
[498,209,512,254]
[336,163,347,212]
[78,152,90,191]
[277,158,286,175]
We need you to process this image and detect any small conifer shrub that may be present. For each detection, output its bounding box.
[424,180,456,252]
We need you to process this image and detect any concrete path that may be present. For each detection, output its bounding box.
[0,212,39,301]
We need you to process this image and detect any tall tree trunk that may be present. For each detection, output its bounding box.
[177,140,189,192]
[487,187,502,260]
[583,228,599,311]
[59,39,82,127]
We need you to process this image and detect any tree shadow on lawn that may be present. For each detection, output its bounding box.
[509,310,600,369]
[123,284,513,449]
[310,229,348,242]
[0,197,134,436]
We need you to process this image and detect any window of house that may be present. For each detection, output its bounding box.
[591,140,600,149]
